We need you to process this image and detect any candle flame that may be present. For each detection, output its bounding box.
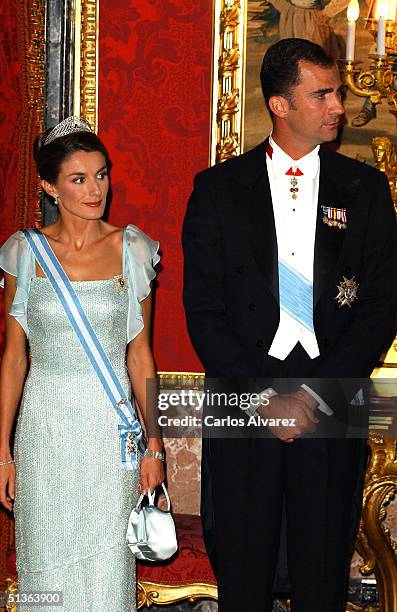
[347,0,360,21]
[375,0,388,18]
[387,0,397,20]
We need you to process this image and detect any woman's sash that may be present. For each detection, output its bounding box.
[22,228,145,470]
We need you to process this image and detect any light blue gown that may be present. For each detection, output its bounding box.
[0,225,160,612]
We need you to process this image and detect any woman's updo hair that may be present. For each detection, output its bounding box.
[33,125,110,184]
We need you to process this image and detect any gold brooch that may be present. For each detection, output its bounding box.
[335,276,358,307]
[113,274,128,293]
[126,432,137,457]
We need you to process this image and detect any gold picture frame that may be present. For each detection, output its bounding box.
[210,0,247,165]
[74,0,99,132]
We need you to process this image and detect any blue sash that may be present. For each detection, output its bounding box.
[279,260,314,331]
[23,229,145,470]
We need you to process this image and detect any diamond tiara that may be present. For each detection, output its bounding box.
[44,116,93,147]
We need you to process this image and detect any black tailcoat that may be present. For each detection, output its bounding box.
[182,141,397,612]
[183,141,396,402]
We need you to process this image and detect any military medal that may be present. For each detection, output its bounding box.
[322,206,347,230]
[335,276,358,307]
[113,274,128,293]
[265,141,304,201]
[286,166,303,200]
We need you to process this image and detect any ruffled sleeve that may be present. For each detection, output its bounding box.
[0,231,35,336]
[124,224,160,342]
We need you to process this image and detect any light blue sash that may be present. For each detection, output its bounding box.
[23,228,145,470]
[279,260,314,331]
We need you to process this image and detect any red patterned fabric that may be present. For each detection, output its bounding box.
[137,514,216,585]
[1,517,16,590]
[98,0,212,370]
[0,0,21,354]
[5,546,16,579]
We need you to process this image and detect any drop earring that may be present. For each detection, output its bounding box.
[54,194,59,206]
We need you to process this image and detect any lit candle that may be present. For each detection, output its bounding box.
[377,0,387,55]
[346,0,360,61]
[388,0,397,20]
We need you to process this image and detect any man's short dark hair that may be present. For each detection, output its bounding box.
[260,38,336,112]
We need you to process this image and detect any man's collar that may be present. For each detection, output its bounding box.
[267,134,320,179]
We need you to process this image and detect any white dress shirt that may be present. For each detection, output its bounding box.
[263,135,332,416]
[267,134,320,360]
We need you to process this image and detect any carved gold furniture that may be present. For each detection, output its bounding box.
[137,515,217,609]
[353,432,397,611]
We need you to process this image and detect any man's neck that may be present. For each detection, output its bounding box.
[271,130,319,161]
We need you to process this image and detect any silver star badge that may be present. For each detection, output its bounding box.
[335,276,358,307]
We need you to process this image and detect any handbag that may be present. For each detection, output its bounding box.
[126,483,178,561]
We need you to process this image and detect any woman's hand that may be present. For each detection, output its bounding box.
[0,462,15,511]
[139,456,165,496]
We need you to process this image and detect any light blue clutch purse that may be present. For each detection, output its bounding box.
[126,483,178,561]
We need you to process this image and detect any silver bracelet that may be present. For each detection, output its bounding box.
[0,460,15,466]
[144,449,165,462]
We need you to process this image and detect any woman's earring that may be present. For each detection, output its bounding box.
[54,194,59,206]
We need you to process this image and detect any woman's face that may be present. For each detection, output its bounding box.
[43,150,109,221]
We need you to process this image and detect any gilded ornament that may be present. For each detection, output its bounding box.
[217,90,239,116]
[219,48,240,72]
[211,0,245,164]
[79,0,98,131]
[17,0,45,229]
[355,436,397,612]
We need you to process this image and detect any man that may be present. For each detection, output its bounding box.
[182,38,397,612]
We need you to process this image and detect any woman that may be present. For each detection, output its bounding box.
[0,116,164,611]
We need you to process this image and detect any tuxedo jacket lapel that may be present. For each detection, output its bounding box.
[314,147,360,308]
[240,143,279,304]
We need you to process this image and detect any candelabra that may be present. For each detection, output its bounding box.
[338,21,397,115]
[338,1,397,211]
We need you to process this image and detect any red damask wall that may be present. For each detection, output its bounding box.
[99,0,212,371]
[0,0,22,351]
[0,0,23,587]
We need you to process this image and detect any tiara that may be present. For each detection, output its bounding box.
[44,116,93,146]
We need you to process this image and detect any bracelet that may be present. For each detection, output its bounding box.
[0,460,15,466]
[144,449,165,462]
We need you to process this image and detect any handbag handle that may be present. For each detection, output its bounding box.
[135,482,171,512]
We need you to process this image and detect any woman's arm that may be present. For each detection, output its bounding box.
[127,292,164,494]
[0,273,28,510]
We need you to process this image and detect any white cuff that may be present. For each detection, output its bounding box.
[300,384,333,416]
[245,388,278,417]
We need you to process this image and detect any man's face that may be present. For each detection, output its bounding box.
[281,61,345,148]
